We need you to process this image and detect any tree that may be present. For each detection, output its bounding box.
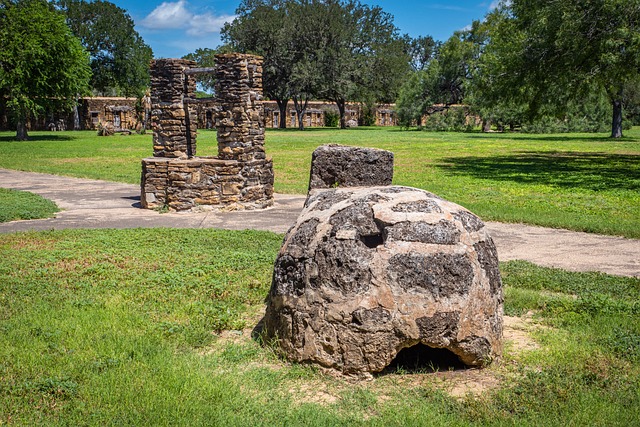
[0,0,91,140]
[396,32,475,128]
[482,0,640,138]
[56,0,153,98]
[313,0,410,128]
[224,0,410,129]
[406,35,438,72]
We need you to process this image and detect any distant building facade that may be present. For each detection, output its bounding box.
[194,100,398,129]
[0,97,396,131]
[0,97,144,132]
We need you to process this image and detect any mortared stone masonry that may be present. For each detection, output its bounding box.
[141,54,274,211]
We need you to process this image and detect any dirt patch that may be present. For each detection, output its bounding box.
[438,368,503,398]
[502,314,541,353]
[201,314,542,402]
[288,382,339,405]
[5,236,58,250]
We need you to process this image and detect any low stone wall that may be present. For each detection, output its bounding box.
[141,157,274,211]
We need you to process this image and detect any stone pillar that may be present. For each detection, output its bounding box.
[214,54,266,161]
[150,59,197,158]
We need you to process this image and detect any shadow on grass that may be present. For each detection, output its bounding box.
[0,134,74,142]
[265,126,390,133]
[463,133,633,143]
[438,151,640,191]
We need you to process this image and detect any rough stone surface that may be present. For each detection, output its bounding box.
[264,186,503,375]
[308,145,394,190]
[149,58,198,158]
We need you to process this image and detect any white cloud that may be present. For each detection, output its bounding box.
[488,0,511,10]
[188,13,236,36]
[141,0,192,30]
[141,0,235,36]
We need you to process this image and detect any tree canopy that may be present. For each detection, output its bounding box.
[222,0,410,129]
[56,0,153,99]
[396,31,476,127]
[476,0,640,137]
[0,0,91,140]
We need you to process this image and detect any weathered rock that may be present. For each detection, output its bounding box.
[264,185,503,376]
[308,144,394,190]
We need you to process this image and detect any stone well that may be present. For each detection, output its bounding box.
[263,145,503,376]
[141,54,274,212]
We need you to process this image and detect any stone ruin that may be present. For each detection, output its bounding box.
[141,54,274,211]
[264,145,503,376]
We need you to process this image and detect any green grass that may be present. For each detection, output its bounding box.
[0,128,639,237]
[0,188,59,223]
[1,228,639,426]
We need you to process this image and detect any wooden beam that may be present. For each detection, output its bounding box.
[184,97,216,104]
[184,67,216,75]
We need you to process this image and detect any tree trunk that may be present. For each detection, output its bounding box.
[336,99,346,129]
[293,95,309,131]
[16,120,28,141]
[482,119,491,132]
[276,99,288,129]
[611,98,623,138]
[73,94,81,130]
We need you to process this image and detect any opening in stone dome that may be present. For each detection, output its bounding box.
[360,232,384,248]
[384,344,467,374]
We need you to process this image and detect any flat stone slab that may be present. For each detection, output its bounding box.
[308,144,394,190]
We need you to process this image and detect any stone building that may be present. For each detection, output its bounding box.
[0,96,144,131]
[1,95,396,132]
[192,99,397,129]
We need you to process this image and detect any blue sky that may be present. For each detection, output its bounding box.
[111,0,500,59]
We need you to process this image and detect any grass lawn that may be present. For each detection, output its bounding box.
[0,188,59,223]
[1,228,638,426]
[0,128,639,237]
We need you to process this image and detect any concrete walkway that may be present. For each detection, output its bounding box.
[1,168,638,278]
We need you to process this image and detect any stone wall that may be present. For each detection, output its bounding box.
[149,59,198,158]
[141,54,274,212]
[214,54,266,161]
[141,157,273,211]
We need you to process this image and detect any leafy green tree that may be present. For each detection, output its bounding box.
[482,0,640,138]
[396,32,475,128]
[312,0,410,128]
[406,35,438,72]
[56,0,152,98]
[224,0,410,129]
[0,0,91,140]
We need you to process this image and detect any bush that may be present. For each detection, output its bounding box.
[323,109,339,127]
[421,107,474,132]
[97,122,114,136]
[359,102,377,126]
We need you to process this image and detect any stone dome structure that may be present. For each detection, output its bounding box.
[264,183,504,376]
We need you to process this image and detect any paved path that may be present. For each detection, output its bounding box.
[1,168,638,278]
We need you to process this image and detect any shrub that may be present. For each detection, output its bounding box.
[421,107,474,132]
[97,121,114,136]
[323,109,339,127]
[359,102,377,126]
